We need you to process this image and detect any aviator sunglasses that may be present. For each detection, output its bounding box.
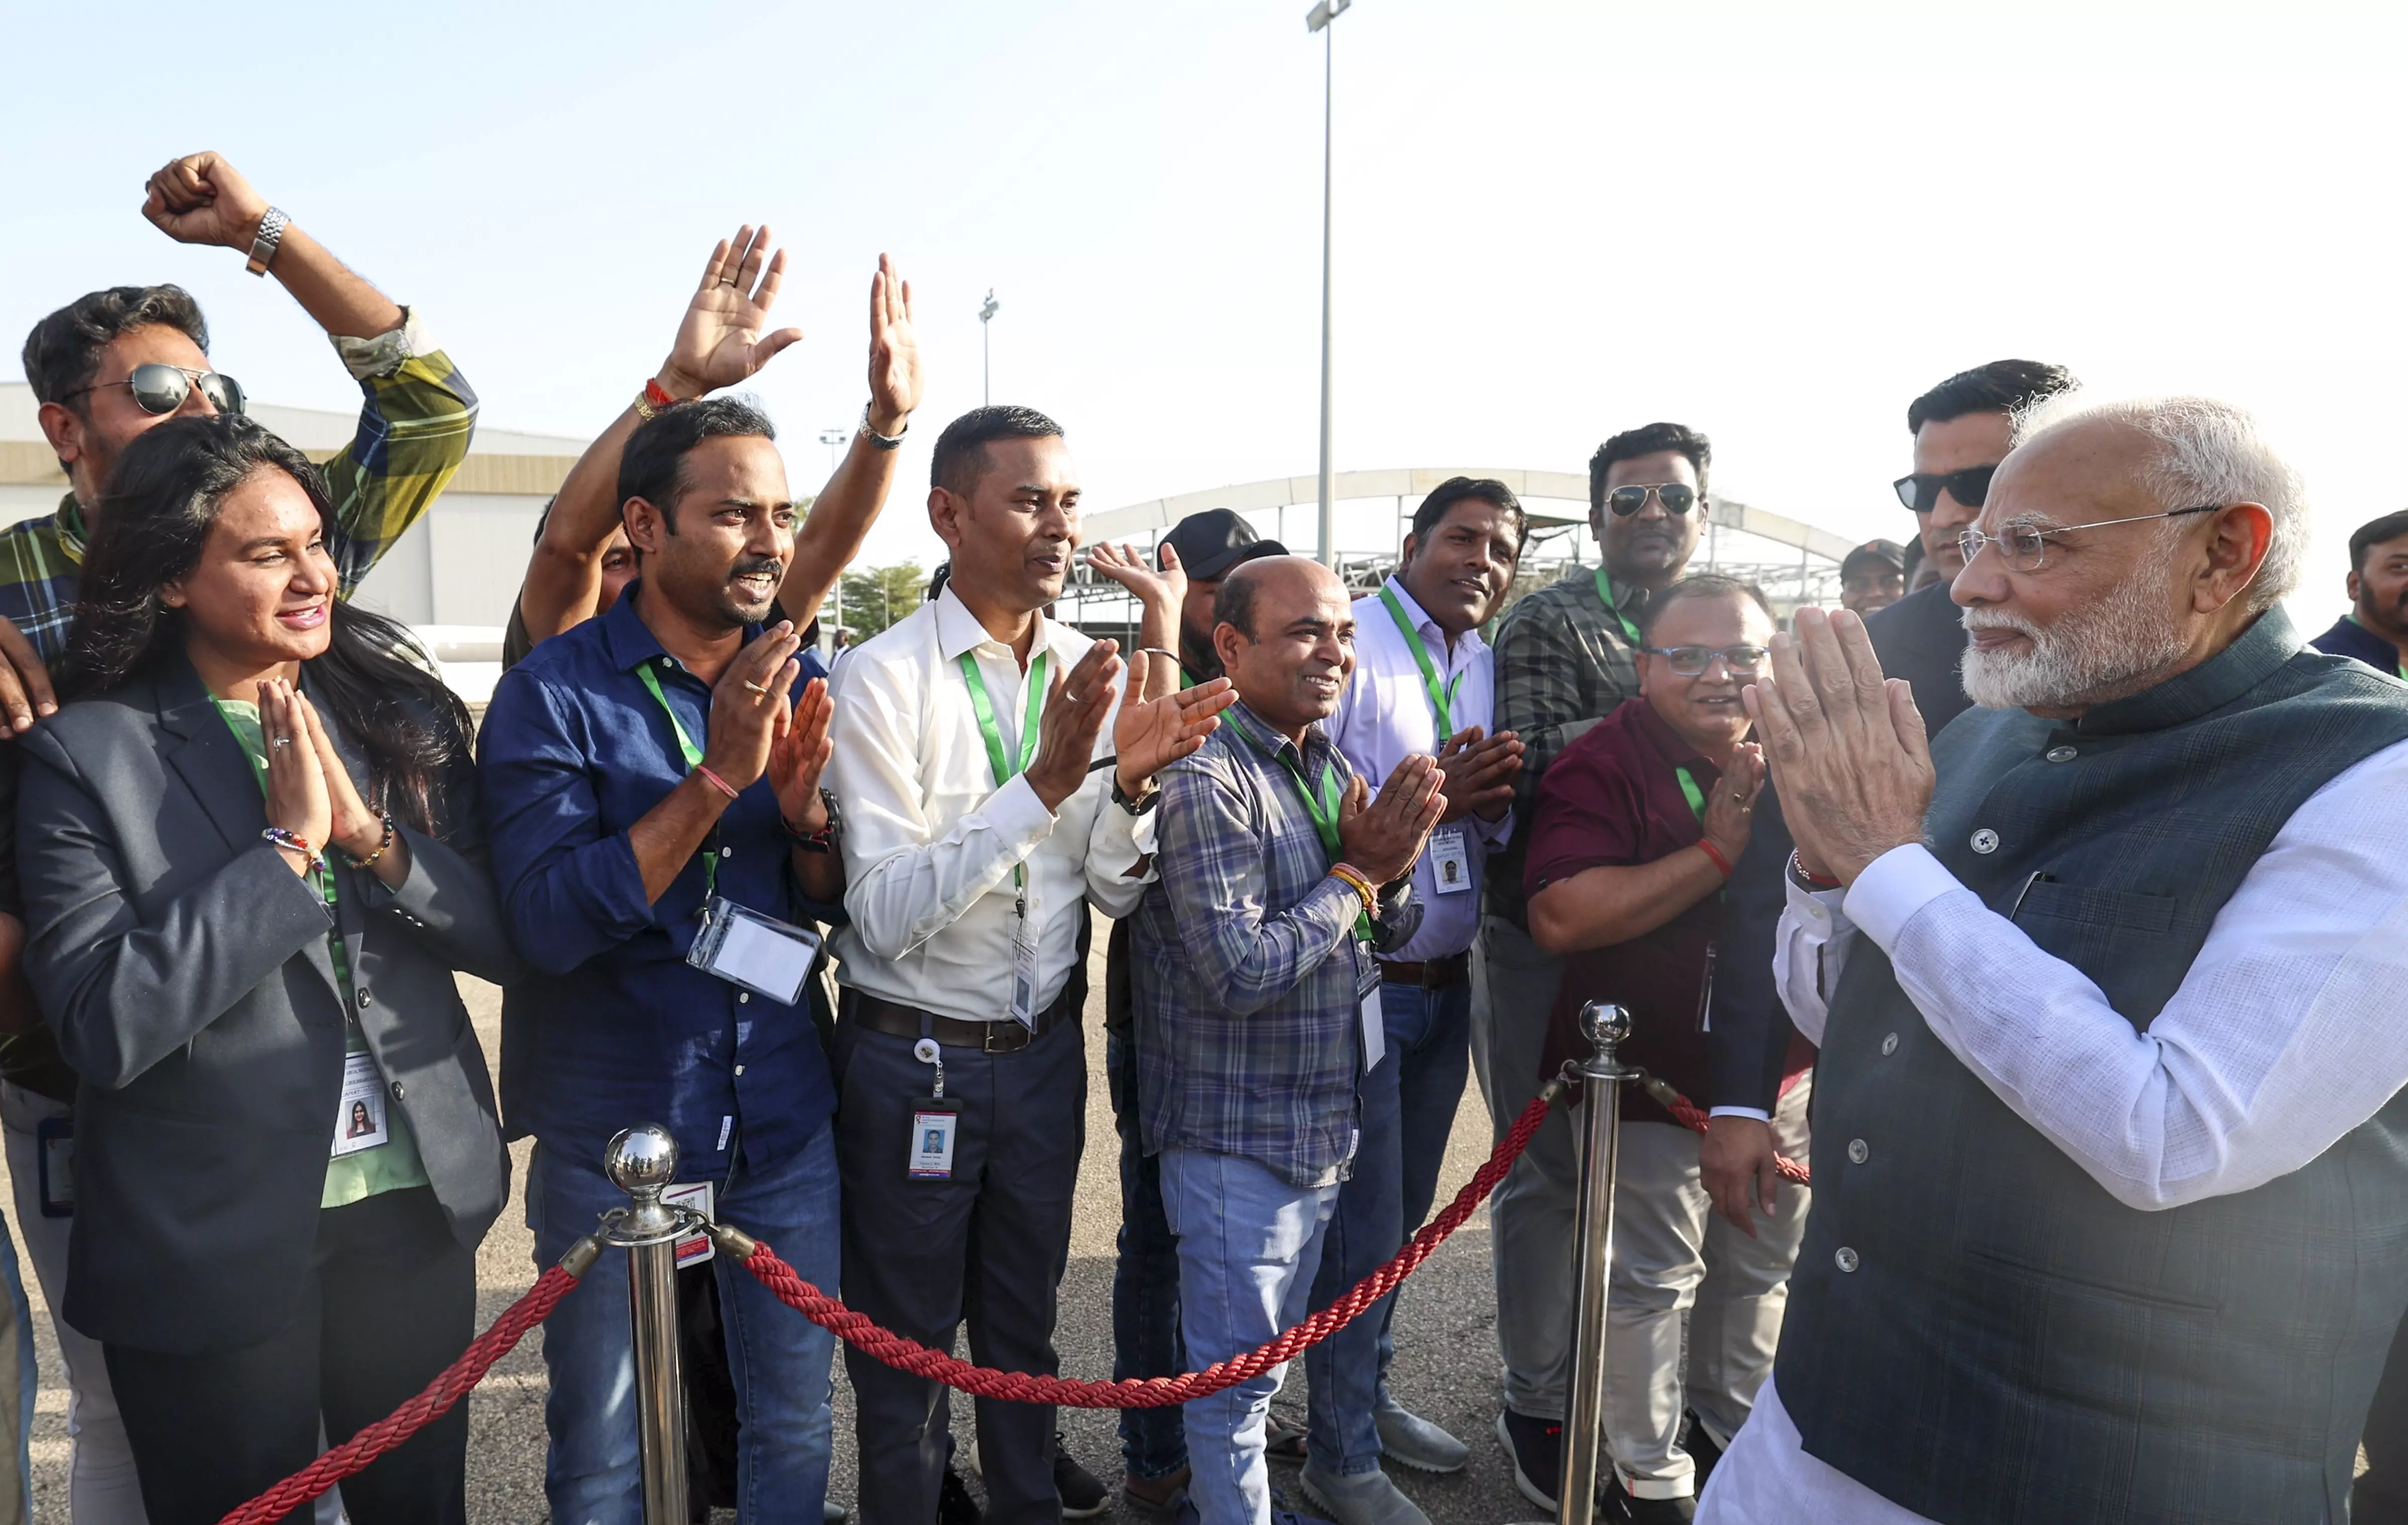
[61,363,246,418]
[1606,482,1698,517]
[1893,465,1996,515]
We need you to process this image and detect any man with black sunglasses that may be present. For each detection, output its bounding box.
[1477,420,1708,1505]
[1697,359,2074,1330]
[3,147,474,1525]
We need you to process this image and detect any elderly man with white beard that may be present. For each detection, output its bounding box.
[1696,396,2408,1525]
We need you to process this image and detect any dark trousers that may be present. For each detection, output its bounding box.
[1108,1025,1189,1479]
[105,1185,473,1525]
[2359,1317,2408,1522]
[834,1008,1087,1525]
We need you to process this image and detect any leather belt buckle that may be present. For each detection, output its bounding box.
[981,1023,1025,1054]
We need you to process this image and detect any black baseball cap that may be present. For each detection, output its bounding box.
[1162,508,1287,582]
[1841,539,1907,579]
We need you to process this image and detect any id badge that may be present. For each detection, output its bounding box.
[34,1115,72,1218]
[1428,826,1473,894]
[663,1180,715,1267]
[689,895,824,1005]
[1007,917,1041,1032]
[331,1051,389,1158]
[909,1097,962,1179]
[1357,958,1387,1072]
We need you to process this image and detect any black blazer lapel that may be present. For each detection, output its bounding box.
[157,655,347,1020]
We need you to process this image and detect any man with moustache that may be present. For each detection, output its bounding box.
[822,406,1232,1525]
[1701,361,2076,1280]
[2310,509,2408,679]
[1086,507,1286,1514]
[1525,577,1810,1524]
[1837,541,1906,617]
[1134,555,1445,1525]
[1478,422,1710,1498]
[1292,479,1526,1522]
[1700,397,2408,1525]
[481,398,850,1522]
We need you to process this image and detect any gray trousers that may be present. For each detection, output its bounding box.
[833,1012,1085,1525]
[1470,913,1576,1421]
[1604,1081,1811,1501]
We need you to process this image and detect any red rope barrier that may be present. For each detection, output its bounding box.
[728,1083,1567,1407]
[214,1259,585,1525]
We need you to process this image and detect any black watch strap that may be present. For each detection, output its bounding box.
[1111,776,1161,816]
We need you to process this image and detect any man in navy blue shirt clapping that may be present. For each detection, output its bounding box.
[480,398,851,1525]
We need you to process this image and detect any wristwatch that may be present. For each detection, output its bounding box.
[1111,775,1161,816]
[245,207,289,276]
[860,402,908,451]
[789,788,843,853]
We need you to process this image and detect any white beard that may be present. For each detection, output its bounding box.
[1960,543,2192,712]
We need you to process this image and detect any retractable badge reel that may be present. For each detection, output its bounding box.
[908,1037,961,1179]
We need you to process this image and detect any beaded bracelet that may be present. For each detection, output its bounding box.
[262,827,324,873]
[346,814,397,868]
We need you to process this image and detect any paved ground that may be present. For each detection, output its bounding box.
[3,920,1552,1523]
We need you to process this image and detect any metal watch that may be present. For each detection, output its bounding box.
[860,402,908,451]
[245,207,289,277]
[791,788,843,853]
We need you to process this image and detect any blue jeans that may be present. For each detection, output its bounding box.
[1304,976,1473,1472]
[1160,1147,1338,1525]
[1109,1029,1190,1480]
[527,1123,841,1525]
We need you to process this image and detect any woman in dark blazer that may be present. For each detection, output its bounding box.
[15,414,522,1525]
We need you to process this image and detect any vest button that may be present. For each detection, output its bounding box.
[1835,1247,1860,1273]
[1880,1032,1899,1056]
[1971,828,2000,854]
[1848,1138,1869,1164]
[2045,745,2078,763]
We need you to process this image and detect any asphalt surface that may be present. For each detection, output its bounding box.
[4,920,1550,1523]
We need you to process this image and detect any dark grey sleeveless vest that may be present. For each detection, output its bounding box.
[1775,611,2408,1525]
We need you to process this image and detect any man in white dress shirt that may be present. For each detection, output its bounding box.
[824,404,1232,1525]
[1284,479,1524,1522]
[1699,396,2408,1525]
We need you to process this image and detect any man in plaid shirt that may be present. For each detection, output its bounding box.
[1133,555,1444,1525]
[0,147,474,1524]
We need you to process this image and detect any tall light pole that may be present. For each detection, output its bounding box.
[818,429,849,637]
[979,289,1000,406]
[1306,0,1351,568]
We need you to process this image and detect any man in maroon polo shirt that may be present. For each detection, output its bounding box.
[1525,575,1813,1524]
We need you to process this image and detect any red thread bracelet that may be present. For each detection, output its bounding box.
[1698,839,1734,879]
[694,765,742,801]
[645,377,679,412]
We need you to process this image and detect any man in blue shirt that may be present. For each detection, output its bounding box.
[2309,510,2408,679]
[481,397,847,1525]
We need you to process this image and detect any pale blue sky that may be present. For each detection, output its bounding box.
[8,0,2407,616]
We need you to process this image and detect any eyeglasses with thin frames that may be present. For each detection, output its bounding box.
[1957,505,2218,574]
[1643,644,1767,676]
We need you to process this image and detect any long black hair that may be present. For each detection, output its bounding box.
[61,414,473,834]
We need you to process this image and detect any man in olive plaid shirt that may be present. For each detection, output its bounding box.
[1476,422,1711,1508]
[0,148,474,1524]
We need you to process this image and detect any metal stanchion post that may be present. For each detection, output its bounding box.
[601,1123,706,1525]
[1558,1002,1636,1525]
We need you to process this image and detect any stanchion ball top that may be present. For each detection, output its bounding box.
[605,1123,680,1195]
[1578,1002,1631,1051]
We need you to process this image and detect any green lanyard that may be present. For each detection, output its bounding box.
[213,698,346,980]
[1675,764,1709,823]
[636,659,717,901]
[1225,710,1372,941]
[1593,568,1644,649]
[1378,584,1464,740]
[958,650,1049,907]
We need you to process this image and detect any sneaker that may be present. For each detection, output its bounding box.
[1123,1465,1192,1516]
[1603,1488,1696,1524]
[1680,1409,1725,1488]
[938,1466,982,1525]
[1371,1399,1468,1475]
[1055,1436,1111,1519]
[1296,1462,1431,1525]
[1266,1413,1308,1461]
[1494,1410,1564,1512]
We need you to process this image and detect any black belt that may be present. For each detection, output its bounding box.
[1378,953,1469,990]
[841,987,1076,1054]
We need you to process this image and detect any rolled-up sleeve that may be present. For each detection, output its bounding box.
[477,667,654,977]
[318,312,479,595]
